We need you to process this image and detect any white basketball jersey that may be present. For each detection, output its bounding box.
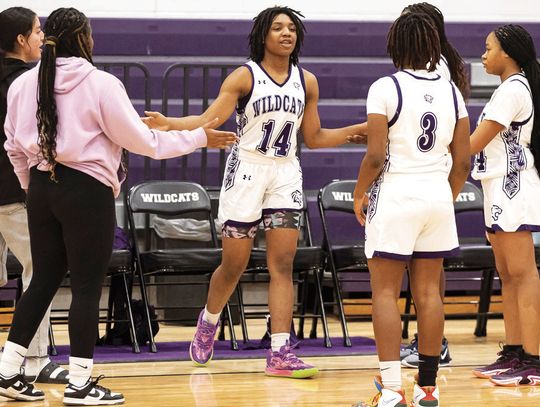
[371,70,460,177]
[472,74,535,192]
[235,60,305,159]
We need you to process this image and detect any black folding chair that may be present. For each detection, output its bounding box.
[240,194,331,347]
[318,179,370,347]
[126,180,237,353]
[101,248,140,353]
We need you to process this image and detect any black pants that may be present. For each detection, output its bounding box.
[8,164,115,358]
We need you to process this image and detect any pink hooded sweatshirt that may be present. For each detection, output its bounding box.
[4,57,207,197]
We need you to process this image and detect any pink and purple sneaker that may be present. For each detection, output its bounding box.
[490,359,540,386]
[265,342,318,379]
[189,310,219,366]
[472,345,522,378]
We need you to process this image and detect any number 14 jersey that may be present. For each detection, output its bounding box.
[236,60,306,160]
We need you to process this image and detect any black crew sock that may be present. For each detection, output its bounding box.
[504,344,523,354]
[418,354,439,387]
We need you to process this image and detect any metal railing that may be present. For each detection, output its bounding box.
[162,63,238,186]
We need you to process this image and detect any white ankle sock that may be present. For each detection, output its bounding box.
[202,306,220,326]
[24,356,51,377]
[271,333,290,352]
[380,361,402,390]
[0,341,27,377]
[69,356,93,387]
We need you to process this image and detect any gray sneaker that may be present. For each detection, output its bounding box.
[400,333,418,360]
[401,337,451,368]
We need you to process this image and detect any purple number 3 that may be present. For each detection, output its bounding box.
[417,112,437,152]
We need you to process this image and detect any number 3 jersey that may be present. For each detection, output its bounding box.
[367,69,468,178]
[235,60,305,160]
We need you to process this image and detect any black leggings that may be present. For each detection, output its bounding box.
[8,164,115,358]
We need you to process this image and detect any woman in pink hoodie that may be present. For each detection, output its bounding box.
[0,7,235,406]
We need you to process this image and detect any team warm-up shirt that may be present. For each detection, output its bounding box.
[367,69,468,177]
[472,73,535,183]
[235,60,306,159]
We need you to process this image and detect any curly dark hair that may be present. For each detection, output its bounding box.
[37,7,93,180]
[248,6,305,65]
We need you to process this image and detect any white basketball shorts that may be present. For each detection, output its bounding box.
[481,168,540,233]
[365,175,459,260]
[218,149,303,238]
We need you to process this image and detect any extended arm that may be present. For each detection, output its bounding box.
[300,70,366,148]
[143,66,252,131]
[470,119,505,155]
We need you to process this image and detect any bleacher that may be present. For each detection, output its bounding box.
[6,16,538,338]
[88,18,540,243]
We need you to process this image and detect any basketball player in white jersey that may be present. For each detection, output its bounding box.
[143,6,365,378]
[398,2,470,370]
[470,24,540,386]
[353,12,470,407]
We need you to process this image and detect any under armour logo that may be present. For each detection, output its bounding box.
[424,94,434,103]
[258,80,266,84]
[243,175,251,180]
[491,205,503,221]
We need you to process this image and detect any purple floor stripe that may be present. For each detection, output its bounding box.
[50,336,376,364]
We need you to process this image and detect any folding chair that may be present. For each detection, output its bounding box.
[126,180,237,353]
[101,248,140,353]
[46,246,139,355]
[240,194,331,347]
[318,179,370,347]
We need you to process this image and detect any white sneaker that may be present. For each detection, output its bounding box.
[356,376,408,406]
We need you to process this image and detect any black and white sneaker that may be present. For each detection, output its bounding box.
[0,373,45,401]
[63,375,124,406]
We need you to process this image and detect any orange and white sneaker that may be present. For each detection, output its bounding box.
[356,376,407,407]
[411,382,439,407]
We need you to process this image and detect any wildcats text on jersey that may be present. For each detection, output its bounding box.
[251,94,305,118]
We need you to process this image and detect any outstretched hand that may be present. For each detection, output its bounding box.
[347,134,367,144]
[202,118,238,148]
[142,111,170,131]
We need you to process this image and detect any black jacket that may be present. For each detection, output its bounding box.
[0,57,31,205]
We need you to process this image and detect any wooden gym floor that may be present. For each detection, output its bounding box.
[0,318,538,406]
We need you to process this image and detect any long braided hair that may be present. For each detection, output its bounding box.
[249,6,305,65]
[402,2,470,99]
[37,7,93,179]
[387,12,441,72]
[495,24,540,175]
